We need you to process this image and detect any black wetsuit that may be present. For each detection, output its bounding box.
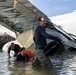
[16,54,28,61]
[8,44,21,57]
[8,44,28,61]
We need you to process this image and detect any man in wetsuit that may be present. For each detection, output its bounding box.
[8,43,29,61]
[33,16,60,67]
[8,42,21,59]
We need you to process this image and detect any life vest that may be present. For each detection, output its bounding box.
[18,50,34,58]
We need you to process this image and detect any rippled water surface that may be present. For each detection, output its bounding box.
[0,50,76,75]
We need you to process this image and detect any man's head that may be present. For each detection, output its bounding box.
[10,42,15,49]
[20,47,26,56]
[38,16,47,27]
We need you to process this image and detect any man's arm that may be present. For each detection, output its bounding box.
[41,28,59,41]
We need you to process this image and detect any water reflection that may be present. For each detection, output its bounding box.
[50,51,76,75]
[8,60,59,75]
[1,50,76,75]
[0,51,59,75]
[0,52,10,75]
[8,61,33,75]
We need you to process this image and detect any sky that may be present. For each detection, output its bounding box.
[29,0,76,17]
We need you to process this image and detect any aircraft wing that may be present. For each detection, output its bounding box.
[0,0,50,49]
[0,0,76,50]
[0,0,48,33]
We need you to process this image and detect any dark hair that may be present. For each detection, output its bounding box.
[11,42,14,45]
[38,16,44,21]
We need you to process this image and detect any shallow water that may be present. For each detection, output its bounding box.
[0,50,76,75]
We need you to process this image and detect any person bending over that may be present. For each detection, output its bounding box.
[8,42,21,59]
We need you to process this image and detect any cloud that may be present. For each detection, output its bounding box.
[54,5,67,10]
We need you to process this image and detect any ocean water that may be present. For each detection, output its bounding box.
[0,49,76,75]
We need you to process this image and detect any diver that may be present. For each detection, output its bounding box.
[8,42,34,62]
[16,47,28,62]
[8,43,28,61]
[8,42,21,59]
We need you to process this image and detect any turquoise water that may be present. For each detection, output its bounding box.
[0,49,76,75]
